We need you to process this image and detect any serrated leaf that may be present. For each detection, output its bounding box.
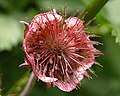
[0,15,21,51]
[105,0,120,44]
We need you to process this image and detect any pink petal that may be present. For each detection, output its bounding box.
[38,76,58,83]
[65,17,84,32]
[30,11,62,31]
[53,73,84,92]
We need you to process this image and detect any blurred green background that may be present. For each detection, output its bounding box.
[0,0,120,96]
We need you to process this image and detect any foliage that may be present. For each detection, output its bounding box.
[0,0,120,96]
[0,15,21,51]
[105,0,120,44]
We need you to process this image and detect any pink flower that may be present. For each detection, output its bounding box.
[20,9,102,92]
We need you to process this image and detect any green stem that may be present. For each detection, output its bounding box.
[83,0,109,22]
[19,72,36,96]
[6,71,36,96]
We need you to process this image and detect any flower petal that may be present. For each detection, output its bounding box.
[53,73,84,92]
[38,76,58,83]
[30,11,62,31]
[65,17,84,32]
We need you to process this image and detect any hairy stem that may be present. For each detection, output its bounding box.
[83,0,109,22]
[19,72,36,96]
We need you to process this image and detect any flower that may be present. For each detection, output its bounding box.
[20,9,102,92]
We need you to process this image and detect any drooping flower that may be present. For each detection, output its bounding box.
[20,9,102,92]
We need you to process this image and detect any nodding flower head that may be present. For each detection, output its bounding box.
[20,9,102,92]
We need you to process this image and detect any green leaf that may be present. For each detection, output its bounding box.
[6,71,30,95]
[0,15,21,51]
[105,0,120,44]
